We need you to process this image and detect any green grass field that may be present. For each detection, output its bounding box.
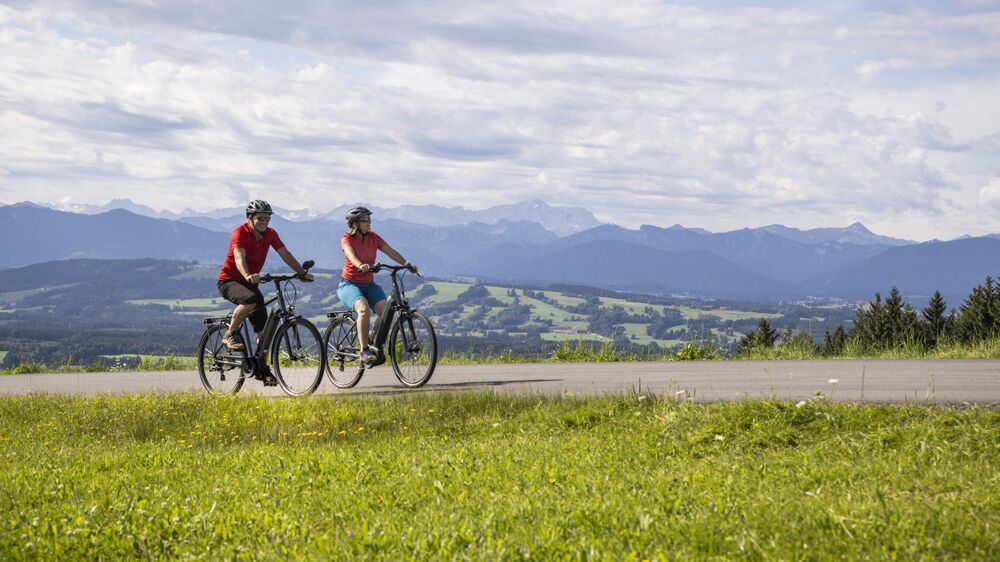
[126,298,223,308]
[167,266,218,281]
[0,288,44,305]
[422,282,469,305]
[106,279,792,349]
[679,306,783,321]
[0,393,996,560]
[620,322,681,347]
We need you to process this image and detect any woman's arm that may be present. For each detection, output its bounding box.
[380,242,417,273]
[342,238,371,273]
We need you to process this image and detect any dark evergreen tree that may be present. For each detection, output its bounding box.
[956,277,1000,343]
[849,288,920,351]
[849,292,885,351]
[822,325,848,356]
[921,291,948,348]
[737,318,777,354]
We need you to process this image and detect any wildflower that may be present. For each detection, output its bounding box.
[714,434,725,441]
[828,379,839,384]
[795,401,808,408]
[638,395,647,401]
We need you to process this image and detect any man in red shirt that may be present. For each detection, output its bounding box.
[217,200,314,367]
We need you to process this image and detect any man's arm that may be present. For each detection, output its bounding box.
[276,247,314,281]
[233,247,259,284]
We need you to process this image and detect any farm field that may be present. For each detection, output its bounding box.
[100,278,844,353]
[418,281,798,349]
[0,258,857,368]
[0,392,996,559]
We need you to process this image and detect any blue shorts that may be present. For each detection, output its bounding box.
[337,279,388,309]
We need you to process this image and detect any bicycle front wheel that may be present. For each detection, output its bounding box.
[271,318,325,396]
[388,311,437,388]
[323,316,365,389]
[197,324,245,395]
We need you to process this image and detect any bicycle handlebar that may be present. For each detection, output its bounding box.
[261,272,306,283]
[261,260,315,283]
[370,263,420,276]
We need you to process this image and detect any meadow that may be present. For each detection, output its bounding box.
[0,392,997,560]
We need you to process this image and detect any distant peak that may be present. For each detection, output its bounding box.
[846,221,871,232]
[11,201,47,209]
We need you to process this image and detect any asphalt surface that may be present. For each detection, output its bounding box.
[2,359,998,403]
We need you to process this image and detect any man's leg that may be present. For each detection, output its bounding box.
[227,303,255,339]
[219,281,265,351]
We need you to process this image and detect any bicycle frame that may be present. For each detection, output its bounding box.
[208,276,305,371]
[328,265,415,361]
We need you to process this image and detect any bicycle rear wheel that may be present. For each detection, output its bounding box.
[197,324,245,394]
[271,318,325,396]
[388,311,437,388]
[323,316,365,388]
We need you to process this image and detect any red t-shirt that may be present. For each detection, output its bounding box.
[341,231,385,284]
[218,223,285,282]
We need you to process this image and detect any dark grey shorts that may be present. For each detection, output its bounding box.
[217,280,267,332]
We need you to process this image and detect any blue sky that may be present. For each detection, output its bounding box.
[0,0,998,240]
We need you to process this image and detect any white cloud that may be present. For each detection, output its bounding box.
[978,177,1000,207]
[0,1,998,239]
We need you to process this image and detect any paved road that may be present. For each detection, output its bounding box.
[2,360,998,403]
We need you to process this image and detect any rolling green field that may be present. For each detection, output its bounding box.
[0,288,43,304]
[0,393,996,559]
[103,279,824,352]
[417,281,790,348]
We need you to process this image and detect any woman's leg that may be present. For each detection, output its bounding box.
[370,299,388,342]
[354,297,371,349]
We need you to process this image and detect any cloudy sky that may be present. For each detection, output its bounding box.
[1,1,998,240]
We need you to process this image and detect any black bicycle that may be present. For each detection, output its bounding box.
[197,260,325,396]
[323,263,438,388]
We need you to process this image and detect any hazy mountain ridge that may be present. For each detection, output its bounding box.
[1,204,222,268]
[50,198,601,236]
[4,202,996,301]
[759,222,913,246]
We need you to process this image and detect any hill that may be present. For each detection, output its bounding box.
[1,204,223,268]
[808,237,1000,303]
[0,258,854,367]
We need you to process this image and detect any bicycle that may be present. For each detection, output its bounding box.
[197,260,326,396]
[323,263,438,388]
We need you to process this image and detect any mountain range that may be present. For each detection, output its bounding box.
[50,198,602,237]
[2,200,998,304]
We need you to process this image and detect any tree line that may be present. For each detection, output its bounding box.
[739,277,1000,355]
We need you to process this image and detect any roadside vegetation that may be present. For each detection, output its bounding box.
[0,392,996,559]
[5,275,1000,374]
[737,278,1000,360]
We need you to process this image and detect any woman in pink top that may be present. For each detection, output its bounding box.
[338,206,418,365]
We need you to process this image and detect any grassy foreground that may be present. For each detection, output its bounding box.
[1,393,998,560]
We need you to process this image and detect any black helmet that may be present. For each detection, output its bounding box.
[345,206,372,227]
[246,199,273,218]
